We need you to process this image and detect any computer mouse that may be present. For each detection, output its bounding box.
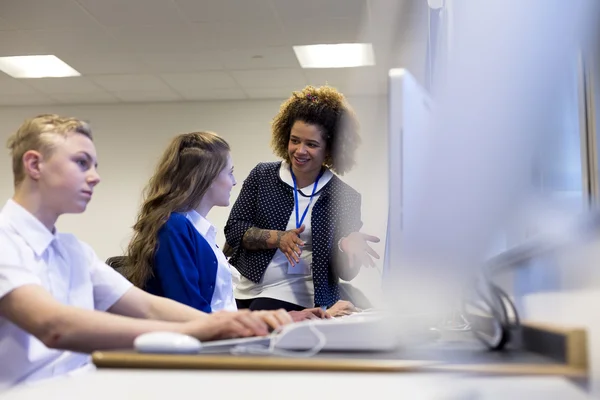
[134,331,202,354]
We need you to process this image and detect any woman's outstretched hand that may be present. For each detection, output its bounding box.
[339,232,381,268]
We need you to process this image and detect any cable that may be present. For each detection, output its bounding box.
[460,273,520,351]
[229,322,327,358]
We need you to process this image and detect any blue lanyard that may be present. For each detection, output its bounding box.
[290,166,324,229]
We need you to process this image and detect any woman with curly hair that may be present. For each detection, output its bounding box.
[225,85,380,316]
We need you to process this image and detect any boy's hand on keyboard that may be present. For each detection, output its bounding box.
[186,310,271,340]
[289,307,330,322]
[326,300,357,317]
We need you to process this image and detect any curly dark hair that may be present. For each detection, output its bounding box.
[270,85,361,175]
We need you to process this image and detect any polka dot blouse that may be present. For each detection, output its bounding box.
[224,161,363,308]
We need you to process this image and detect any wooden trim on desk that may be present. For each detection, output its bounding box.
[92,352,437,372]
[92,322,589,378]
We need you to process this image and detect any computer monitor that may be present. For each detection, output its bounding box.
[383,69,433,284]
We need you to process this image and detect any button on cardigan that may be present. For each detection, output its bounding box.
[225,161,363,308]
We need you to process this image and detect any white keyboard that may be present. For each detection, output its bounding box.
[272,313,400,352]
[200,336,271,352]
[199,312,434,354]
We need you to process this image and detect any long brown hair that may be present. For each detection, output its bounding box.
[126,131,230,288]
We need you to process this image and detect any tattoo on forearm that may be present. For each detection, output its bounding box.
[242,227,272,250]
[276,231,284,247]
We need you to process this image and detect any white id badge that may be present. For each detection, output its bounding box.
[287,259,311,275]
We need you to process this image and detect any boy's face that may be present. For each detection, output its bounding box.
[37,133,100,215]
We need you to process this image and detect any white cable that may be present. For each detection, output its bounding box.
[229,322,327,358]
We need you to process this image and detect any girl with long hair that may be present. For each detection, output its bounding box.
[127,131,325,320]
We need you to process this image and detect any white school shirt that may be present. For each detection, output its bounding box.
[235,162,333,308]
[183,210,237,312]
[0,199,132,391]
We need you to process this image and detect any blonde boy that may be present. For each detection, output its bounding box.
[0,114,290,390]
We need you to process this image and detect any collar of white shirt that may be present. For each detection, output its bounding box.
[279,161,333,193]
[183,209,217,245]
[1,199,56,257]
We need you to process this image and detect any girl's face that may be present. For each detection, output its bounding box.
[204,152,236,208]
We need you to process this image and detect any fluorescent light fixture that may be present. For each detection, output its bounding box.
[293,43,375,68]
[0,55,80,78]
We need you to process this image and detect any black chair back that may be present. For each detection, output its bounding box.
[105,256,128,276]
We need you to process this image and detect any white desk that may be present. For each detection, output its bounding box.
[1,369,592,400]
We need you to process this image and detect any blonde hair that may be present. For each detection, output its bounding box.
[271,85,361,175]
[126,131,230,288]
[7,114,93,186]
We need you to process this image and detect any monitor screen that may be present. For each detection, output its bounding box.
[383,68,433,282]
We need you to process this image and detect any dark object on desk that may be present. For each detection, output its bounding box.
[520,322,588,370]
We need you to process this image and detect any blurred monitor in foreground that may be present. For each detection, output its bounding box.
[381,1,594,321]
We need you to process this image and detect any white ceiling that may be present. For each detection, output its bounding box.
[0,0,427,105]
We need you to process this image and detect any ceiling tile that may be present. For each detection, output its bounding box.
[0,93,57,106]
[58,53,147,75]
[0,17,15,30]
[112,90,183,103]
[304,68,364,86]
[0,0,101,30]
[51,92,120,105]
[179,87,248,101]
[175,0,274,22]
[0,77,39,95]
[110,25,215,53]
[218,20,287,48]
[89,74,172,91]
[25,27,129,54]
[272,0,367,22]
[284,17,364,45]
[219,47,299,70]
[231,68,307,88]
[76,0,184,27]
[192,20,287,50]
[304,67,386,94]
[160,72,238,92]
[25,77,105,95]
[244,87,295,99]
[138,52,223,73]
[0,31,48,56]
[0,0,426,104]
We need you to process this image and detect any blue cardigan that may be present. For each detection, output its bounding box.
[144,213,218,313]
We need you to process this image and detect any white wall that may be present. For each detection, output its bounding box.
[0,96,389,303]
